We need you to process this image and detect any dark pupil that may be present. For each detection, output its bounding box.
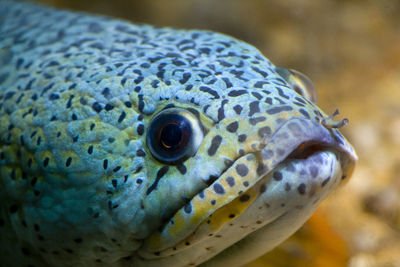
[160,123,182,149]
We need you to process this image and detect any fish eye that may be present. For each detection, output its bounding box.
[146,107,203,164]
[275,67,318,104]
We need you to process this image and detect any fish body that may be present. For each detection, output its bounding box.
[0,2,357,267]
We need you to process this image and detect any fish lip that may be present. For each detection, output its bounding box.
[257,117,357,180]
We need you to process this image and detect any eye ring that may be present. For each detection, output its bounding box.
[146,107,203,164]
[275,67,318,104]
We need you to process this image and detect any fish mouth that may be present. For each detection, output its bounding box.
[140,117,357,258]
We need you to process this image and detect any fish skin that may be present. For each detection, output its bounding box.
[0,1,357,266]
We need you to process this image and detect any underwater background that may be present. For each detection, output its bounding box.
[32,1,400,266]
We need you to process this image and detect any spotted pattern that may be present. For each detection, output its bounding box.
[0,2,357,267]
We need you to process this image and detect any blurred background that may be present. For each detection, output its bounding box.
[32,0,400,266]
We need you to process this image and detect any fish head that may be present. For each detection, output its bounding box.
[137,55,357,266]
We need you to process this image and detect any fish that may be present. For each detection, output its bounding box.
[0,1,357,266]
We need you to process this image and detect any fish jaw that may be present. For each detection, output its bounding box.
[137,116,357,265]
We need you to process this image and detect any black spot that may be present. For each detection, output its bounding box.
[249,116,266,125]
[254,81,270,88]
[112,179,117,188]
[184,203,192,214]
[299,109,311,119]
[226,176,235,187]
[222,77,233,88]
[65,157,72,167]
[72,135,79,142]
[74,238,82,244]
[103,159,108,169]
[49,93,60,100]
[179,72,191,84]
[233,105,242,115]
[239,194,250,202]
[9,204,18,213]
[137,124,144,136]
[217,100,228,121]
[256,163,266,176]
[92,102,102,113]
[321,177,330,187]
[118,111,126,123]
[151,80,159,88]
[226,121,238,133]
[199,86,219,99]
[66,95,74,109]
[297,183,306,195]
[273,171,282,181]
[104,103,114,111]
[213,183,225,194]
[102,87,110,97]
[90,123,95,131]
[136,149,146,157]
[71,114,78,120]
[4,91,15,100]
[266,106,293,114]
[177,164,187,175]
[309,166,319,178]
[277,88,290,99]
[238,134,247,143]
[258,126,271,138]
[236,164,249,177]
[113,166,121,172]
[88,146,93,154]
[146,166,169,195]
[135,166,143,173]
[80,97,87,105]
[228,214,235,218]
[88,22,103,33]
[43,157,49,167]
[248,101,260,116]
[251,92,263,100]
[243,181,249,187]
[228,90,247,97]
[198,190,205,199]
[252,66,268,78]
[208,135,222,156]
[30,131,37,138]
[108,137,115,143]
[211,199,216,205]
[262,149,274,160]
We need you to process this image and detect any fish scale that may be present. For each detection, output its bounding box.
[0,1,356,267]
